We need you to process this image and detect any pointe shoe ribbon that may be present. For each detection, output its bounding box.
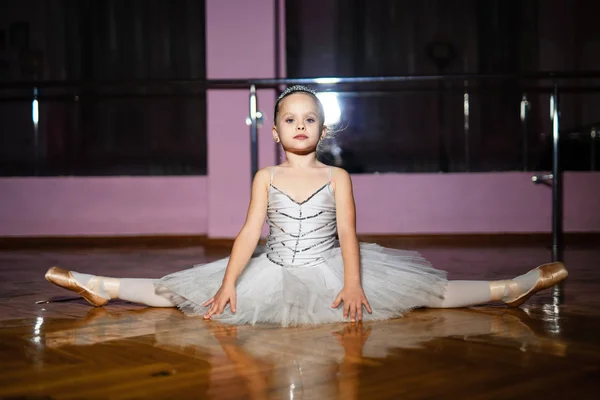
[45,266,110,307]
[504,262,569,307]
[101,277,121,299]
[489,279,514,302]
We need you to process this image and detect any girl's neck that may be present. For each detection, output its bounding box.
[283,151,320,168]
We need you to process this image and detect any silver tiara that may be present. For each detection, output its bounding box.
[277,85,317,102]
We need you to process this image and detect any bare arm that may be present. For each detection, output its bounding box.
[221,167,270,286]
[333,168,361,287]
[331,168,372,321]
[203,167,270,318]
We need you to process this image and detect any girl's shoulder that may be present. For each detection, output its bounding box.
[329,166,351,180]
[327,166,352,194]
[253,166,274,185]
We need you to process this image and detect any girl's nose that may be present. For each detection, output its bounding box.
[296,124,305,131]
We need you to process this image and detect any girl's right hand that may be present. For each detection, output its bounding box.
[202,283,237,320]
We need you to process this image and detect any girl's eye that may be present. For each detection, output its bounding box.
[285,118,294,123]
[306,118,315,123]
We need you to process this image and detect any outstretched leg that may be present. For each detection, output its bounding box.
[45,267,177,307]
[426,262,568,308]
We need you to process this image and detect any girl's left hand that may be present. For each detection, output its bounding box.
[331,285,373,322]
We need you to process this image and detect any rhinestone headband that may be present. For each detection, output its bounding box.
[277,85,318,102]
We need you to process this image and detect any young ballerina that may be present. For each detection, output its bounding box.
[44,85,568,327]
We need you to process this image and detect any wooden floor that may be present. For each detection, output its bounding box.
[0,243,599,399]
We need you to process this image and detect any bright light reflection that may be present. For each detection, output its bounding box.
[32,87,39,127]
[541,304,561,335]
[32,100,39,127]
[316,92,341,126]
[34,316,44,335]
[520,94,529,121]
[314,77,341,84]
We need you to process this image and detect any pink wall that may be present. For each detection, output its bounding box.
[0,177,208,236]
[353,172,600,234]
[1,172,599,237]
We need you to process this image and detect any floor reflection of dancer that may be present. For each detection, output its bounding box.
[207,323,372,400]
[41,307,567,399]
[45,85,568,327]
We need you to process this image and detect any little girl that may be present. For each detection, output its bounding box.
[45,85,568,327]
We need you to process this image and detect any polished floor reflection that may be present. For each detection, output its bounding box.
[0,245,599,399]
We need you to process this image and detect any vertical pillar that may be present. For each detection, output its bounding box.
[205,0,280,238]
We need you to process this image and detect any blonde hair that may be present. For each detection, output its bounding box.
[273,85,325,128]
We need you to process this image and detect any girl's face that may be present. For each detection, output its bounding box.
[273,92,326,153]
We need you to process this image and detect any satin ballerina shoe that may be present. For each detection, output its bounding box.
[44,266,120,307]
[490,262,568,307]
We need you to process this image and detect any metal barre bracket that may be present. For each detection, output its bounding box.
[531,174,553,187]
[245,111,264,127]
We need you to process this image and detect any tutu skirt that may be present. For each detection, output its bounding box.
[156,243,448,327]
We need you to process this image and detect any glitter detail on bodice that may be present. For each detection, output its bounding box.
[266,168,337,268]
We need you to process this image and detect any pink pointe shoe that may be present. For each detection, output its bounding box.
[503,262,569,307]
[45,266,111,307]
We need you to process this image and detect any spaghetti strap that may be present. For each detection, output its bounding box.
[328,166,333,182]
[270,166,275,184]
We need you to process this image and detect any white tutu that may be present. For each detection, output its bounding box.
[156,242,447,327]
[156,168,448,327]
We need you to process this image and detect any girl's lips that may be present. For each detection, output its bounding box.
[294,134,308,139]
